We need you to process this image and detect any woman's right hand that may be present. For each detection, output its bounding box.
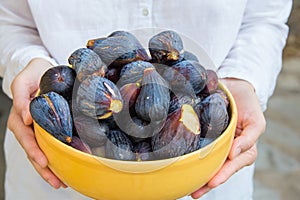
[7,58,67,189]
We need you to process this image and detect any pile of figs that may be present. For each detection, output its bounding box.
[30,30,230,161]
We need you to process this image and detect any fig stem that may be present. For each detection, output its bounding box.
[66,136,72,143]
[97,111,113,119]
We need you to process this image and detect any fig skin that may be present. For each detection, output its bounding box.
[168,93,195,114]
[105,66,122,84]
[30,91,72,143]
[115,115,165,140]
[149,30,184,65]
[135,68,170,122]
[39,65,76,101]
[214,89,229,108]
[105,130,135,161]
[74,114,109,147]
[183,51,199,62]
[195,93,229,139]
[86,37,106,50]
[163,60,207,95]
[133,141,154,161]
[198,137,214,149]
[152,104,200,159]
[68,48,107,82]
[69,136,92,154]
[91,145,106,157]
[76,76,123,119]
[93,32,150,69]
[107,30,136,38]
[100,116,119,130]
[199,69,219,98]
[117,60,154,87]
[119,82,141,111]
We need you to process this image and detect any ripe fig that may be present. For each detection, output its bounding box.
[183,51,199,62]
[30,92,72,143]
[214,89,229,108]
[69,136,92,154]
[199,69,219,98]
[91,145,106,157]
[86,37,106,50]
[105,66,121,84]
[93,32,150,68]
[117,60,154,87]
[76,76,123,119]
[105,130,135,161]
[107,31,149,62]
[163,60,207,95]
[168,93,195,114]
[195,93,229,139]
[39,65,76,101]
[68,48,107,82]
[135,68,170,122]
[133,141,154,161]
[107,30,136,38]
[152,104,200,159]
[149,30,184,65]
[74,114,109,147]
[100,116,119,130]
[115,115,164,140]
[119,82,141,111]
[198,137,214,149]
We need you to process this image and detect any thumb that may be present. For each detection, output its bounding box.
[229,121,265,159]
[22,108,33,125]
[11,77,36,126]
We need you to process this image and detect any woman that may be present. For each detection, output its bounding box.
[0,0,292,199]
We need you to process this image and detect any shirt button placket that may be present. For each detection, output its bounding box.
[140,0,152,27]
[142,8,149,16]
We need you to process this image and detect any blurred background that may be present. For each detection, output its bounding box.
[0,1,299,200]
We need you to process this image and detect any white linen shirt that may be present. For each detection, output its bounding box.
[0,0,292,200]
[0,0,292,111]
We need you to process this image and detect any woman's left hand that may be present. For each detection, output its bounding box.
[191,78,266,199]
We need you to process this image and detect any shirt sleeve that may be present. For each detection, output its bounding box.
[0,0,57,99]
[217,0,292,111]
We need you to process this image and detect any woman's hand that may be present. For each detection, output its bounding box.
[7,58,67,189]
[191,78,266,198]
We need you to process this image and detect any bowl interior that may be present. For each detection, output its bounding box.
[34,81,237,173]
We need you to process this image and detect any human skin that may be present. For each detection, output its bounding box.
[191,78,266,198]
[7,59,266,196]
[7,58,66,189]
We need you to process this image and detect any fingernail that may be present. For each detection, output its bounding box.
[233,147,241,158]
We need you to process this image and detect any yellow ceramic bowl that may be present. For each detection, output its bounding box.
[33,82,237,200]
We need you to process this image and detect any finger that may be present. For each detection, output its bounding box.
[207,145,257,188]
[11,76,36,125]
[29,158,64,189]
[229,119,265,159]
[8,107,48,168]
[190,184,211,199]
